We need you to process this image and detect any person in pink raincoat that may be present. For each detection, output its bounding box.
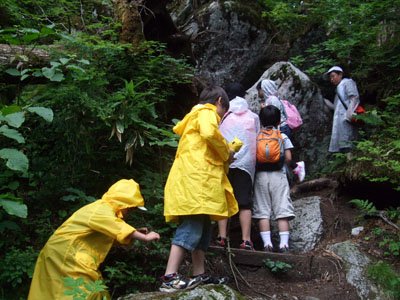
[216,82,260,251]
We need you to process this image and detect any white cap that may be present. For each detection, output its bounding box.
[326,66,343,74]
[137,206,147,211]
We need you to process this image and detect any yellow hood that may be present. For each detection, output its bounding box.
[101,179,145,217]
[173,103,220,137]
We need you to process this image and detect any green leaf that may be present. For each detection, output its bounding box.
[0,195,27,218]
[50,61,62,68]
[77,59,90,65]
[32,70,42,77]
[0,148,29,173]
[4,112,25,128]
[50,72,65,82]
[116,121,124,134]
[5,69,21,76]
[20,74,29,81]
[42,66,55,79]
[66,64,85,73]
[1,105,21,115]
[59,58,70,65]
[0,125,25,143]
[27,107,54,122]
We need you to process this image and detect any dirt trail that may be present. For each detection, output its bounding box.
[205,179,362,300]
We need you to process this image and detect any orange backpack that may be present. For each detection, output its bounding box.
[256,128,285,170]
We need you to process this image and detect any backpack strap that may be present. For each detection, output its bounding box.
[337,93,348,110]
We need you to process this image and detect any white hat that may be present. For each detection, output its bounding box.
[326,66,343,74]
[137,206,147,211]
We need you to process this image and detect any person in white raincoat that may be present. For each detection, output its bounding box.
[256,79,291,138]
[160,85,238,293]
[216,82,260,250]
[324,66,360,153]
[28,179,160,300]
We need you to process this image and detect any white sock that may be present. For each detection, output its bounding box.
[279,231,290,248]
[260,231,272,248]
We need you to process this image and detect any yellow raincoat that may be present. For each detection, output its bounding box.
[164,103,239,223]
[28,179,145,300]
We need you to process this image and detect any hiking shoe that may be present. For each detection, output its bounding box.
[215,236,227,248]
[239,240,254,251]
[263,245,274,252]
[293,161,306,182]
[193,273,229,285]
[279,246,290,253]
[159,273,201,293]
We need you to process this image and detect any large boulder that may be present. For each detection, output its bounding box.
[290,196,324,252]
[117,284,244,300]
[246,61,332,174]
[328,241,389,300]
[167,1,272,86]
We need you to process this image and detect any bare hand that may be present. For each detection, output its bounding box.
[145,231,160,242]
[137,227,149,234]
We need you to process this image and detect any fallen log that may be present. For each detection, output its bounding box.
[0,44,50,67]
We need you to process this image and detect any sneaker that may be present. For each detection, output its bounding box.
[263,245,274,252]
[159,273,201,293]
[239,240,254,251]
[215,236,227,248]
[193,273,229,285]
[293,161,306,182]
[279,246,290,253]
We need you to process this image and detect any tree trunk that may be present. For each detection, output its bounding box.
[113,0,145,45]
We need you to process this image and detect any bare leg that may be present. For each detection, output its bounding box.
[277,218,290,232]
[259,218,270,232]
[165,244,185,275]
[217,219,228,238]
[239,208,252,241]
[191,249,205,276]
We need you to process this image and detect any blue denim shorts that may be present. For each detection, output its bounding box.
[172,215,212,251]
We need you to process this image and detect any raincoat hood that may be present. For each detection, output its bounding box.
[261,79,278,97]
[101,179,145,217]
[228,97,249,115]
[173,103,219,136]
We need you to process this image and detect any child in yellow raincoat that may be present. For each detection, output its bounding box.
[159,85,239,293]
[28,179,160,300]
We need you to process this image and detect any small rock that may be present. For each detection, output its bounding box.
[351,226,364,236]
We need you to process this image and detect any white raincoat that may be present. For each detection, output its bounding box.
[329,78,359,152]
[219,96,260,182]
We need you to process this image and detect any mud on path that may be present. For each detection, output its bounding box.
[203,179,364,300]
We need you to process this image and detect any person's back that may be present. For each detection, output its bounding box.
[219,84,260,182]
[161,85,238,293]
[163,87,238,222]
[252,105,295,253]
[216,82,260,250]
[28,179,160,300]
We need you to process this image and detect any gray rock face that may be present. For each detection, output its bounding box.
[167,3,333,174]
[168,1,270,86]
[269,196,323,253]
[246,62,333,174]
[290,196,324,252]
[328,241,388,300]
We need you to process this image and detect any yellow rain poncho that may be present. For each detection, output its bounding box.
[164,103,239,223]
[28,179,145,300]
